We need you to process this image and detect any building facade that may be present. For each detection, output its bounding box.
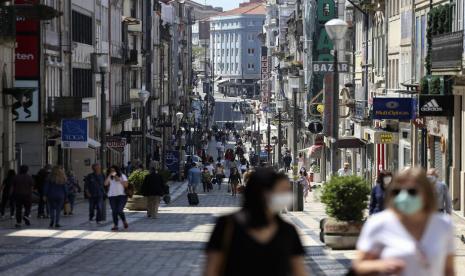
[209,1,265,97]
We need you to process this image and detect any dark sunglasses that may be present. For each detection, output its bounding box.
[391,188,418,196]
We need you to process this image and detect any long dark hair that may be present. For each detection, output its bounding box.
[243,168,289,229]
[107,165,122,177]
[4,170,16,183]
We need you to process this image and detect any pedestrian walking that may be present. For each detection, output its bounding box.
[299,170,310,203]
[65,171,81,215]
[337,162,352,177]
[35,164,51,218]
[242,165,253,186]
[84,164,106,223]
[205,168,307,276]
[215,164,225,190]
[283,152,292,172]
[202,168,213,193]
[141,166,166,219]
[228,168,242,196]
[351,167,455,276]
[104,166,129,231]
[11,165,34,228]
[368,171,392,215]
[427,168,452,214]
[0,170,16,218]
[187,163,202,193]
[44,167,68,228]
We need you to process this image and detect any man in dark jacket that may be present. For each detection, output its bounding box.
[141,166,167,218]
[84,164,105,223]
[11,165,34,228]
[35,164,51,218]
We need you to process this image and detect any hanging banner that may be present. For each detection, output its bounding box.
[419,95,454,117]
[165,150,180,174]
[372,98,416,120]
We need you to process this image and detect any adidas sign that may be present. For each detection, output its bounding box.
[421,99,443,112]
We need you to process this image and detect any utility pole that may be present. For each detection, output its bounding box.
[100,71,107,170]
[277,110,282,168]
[267,117,271,164]
[331,49,340,175]
[292,88,298,182]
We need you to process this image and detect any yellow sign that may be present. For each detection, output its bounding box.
[380,133,394,143]
[317,104,324,114]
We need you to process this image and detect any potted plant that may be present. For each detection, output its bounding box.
[320,176,370,249]
[126,169,150,211]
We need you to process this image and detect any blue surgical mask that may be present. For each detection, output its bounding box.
[394,190,423,215]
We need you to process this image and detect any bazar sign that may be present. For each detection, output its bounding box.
[373,98,415,120]
[107,136,127,152]
[419,95,454,117]
[313,62,349,73]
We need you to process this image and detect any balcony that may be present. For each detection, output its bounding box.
[46,97,82,123]
[0,6,15,40]
[112,103,132,122]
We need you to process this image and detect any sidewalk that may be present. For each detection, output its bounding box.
[0,180,188,275]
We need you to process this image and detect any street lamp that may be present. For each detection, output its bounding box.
[325,19,348,175]
[276,98,285,169]
[91,53,109,170]
[138,88,150,168]
[176,112,184,180]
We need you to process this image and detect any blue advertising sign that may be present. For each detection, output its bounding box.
[61,119,88,149]
[373,98,415,120]
[165,150,180,174]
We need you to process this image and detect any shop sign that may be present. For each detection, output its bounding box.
[61,119,88,149]
[107,136,127,152]
[15,35,40,78]
[165,150,180,174]
[413,117,426,128]
[419,95,454,117]
[373,98,415,120]
[364,129,399,144]
[431,31,463,71]
[313,62,349,73]
[13,80,39,122]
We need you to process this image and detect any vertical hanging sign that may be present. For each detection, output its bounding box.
[15,0,41,122]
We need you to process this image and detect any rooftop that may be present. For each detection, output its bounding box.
[216,0,265,17]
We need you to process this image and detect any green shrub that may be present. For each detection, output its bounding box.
[128,169,150,195]
[321,176,370,222]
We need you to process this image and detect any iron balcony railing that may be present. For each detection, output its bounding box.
[112,103,132,122]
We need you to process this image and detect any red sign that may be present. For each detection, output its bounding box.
[413,117,426,129]
[15,0,40,33]
[15,35,39,78]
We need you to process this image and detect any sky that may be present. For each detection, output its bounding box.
[203,0,245,11]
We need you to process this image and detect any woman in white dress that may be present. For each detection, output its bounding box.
[351,167,455,276]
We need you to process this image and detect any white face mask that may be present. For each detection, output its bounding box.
[269,192,293,213]
[383,176,392,186]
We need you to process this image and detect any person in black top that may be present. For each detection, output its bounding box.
[141,166,167,218]
[0,170,16,218]
[205,168,307,276]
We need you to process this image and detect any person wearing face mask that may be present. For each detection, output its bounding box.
[205,168,307,276]
[368,171,393,215]
[351,167,455,276]
[427,168,452,214]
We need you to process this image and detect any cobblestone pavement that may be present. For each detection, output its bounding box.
[0,176,355,276]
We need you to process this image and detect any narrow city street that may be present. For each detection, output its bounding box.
[0,182,354,276]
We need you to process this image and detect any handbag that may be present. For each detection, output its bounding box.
[125,183,135,198]
[163,194,171,204]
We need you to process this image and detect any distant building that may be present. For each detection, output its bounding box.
[209,1,265,97]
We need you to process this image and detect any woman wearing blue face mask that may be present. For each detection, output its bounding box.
[351,167,455,276]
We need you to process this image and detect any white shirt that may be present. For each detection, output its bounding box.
[107,174,128,197]
[337,168,352,176]
[357,210,455,276]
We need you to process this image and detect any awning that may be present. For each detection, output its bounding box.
[217,78,230,85]
[335,137,366,149]
[88,138,101,149]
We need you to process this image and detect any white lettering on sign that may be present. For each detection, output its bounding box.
[16,53,35,60]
